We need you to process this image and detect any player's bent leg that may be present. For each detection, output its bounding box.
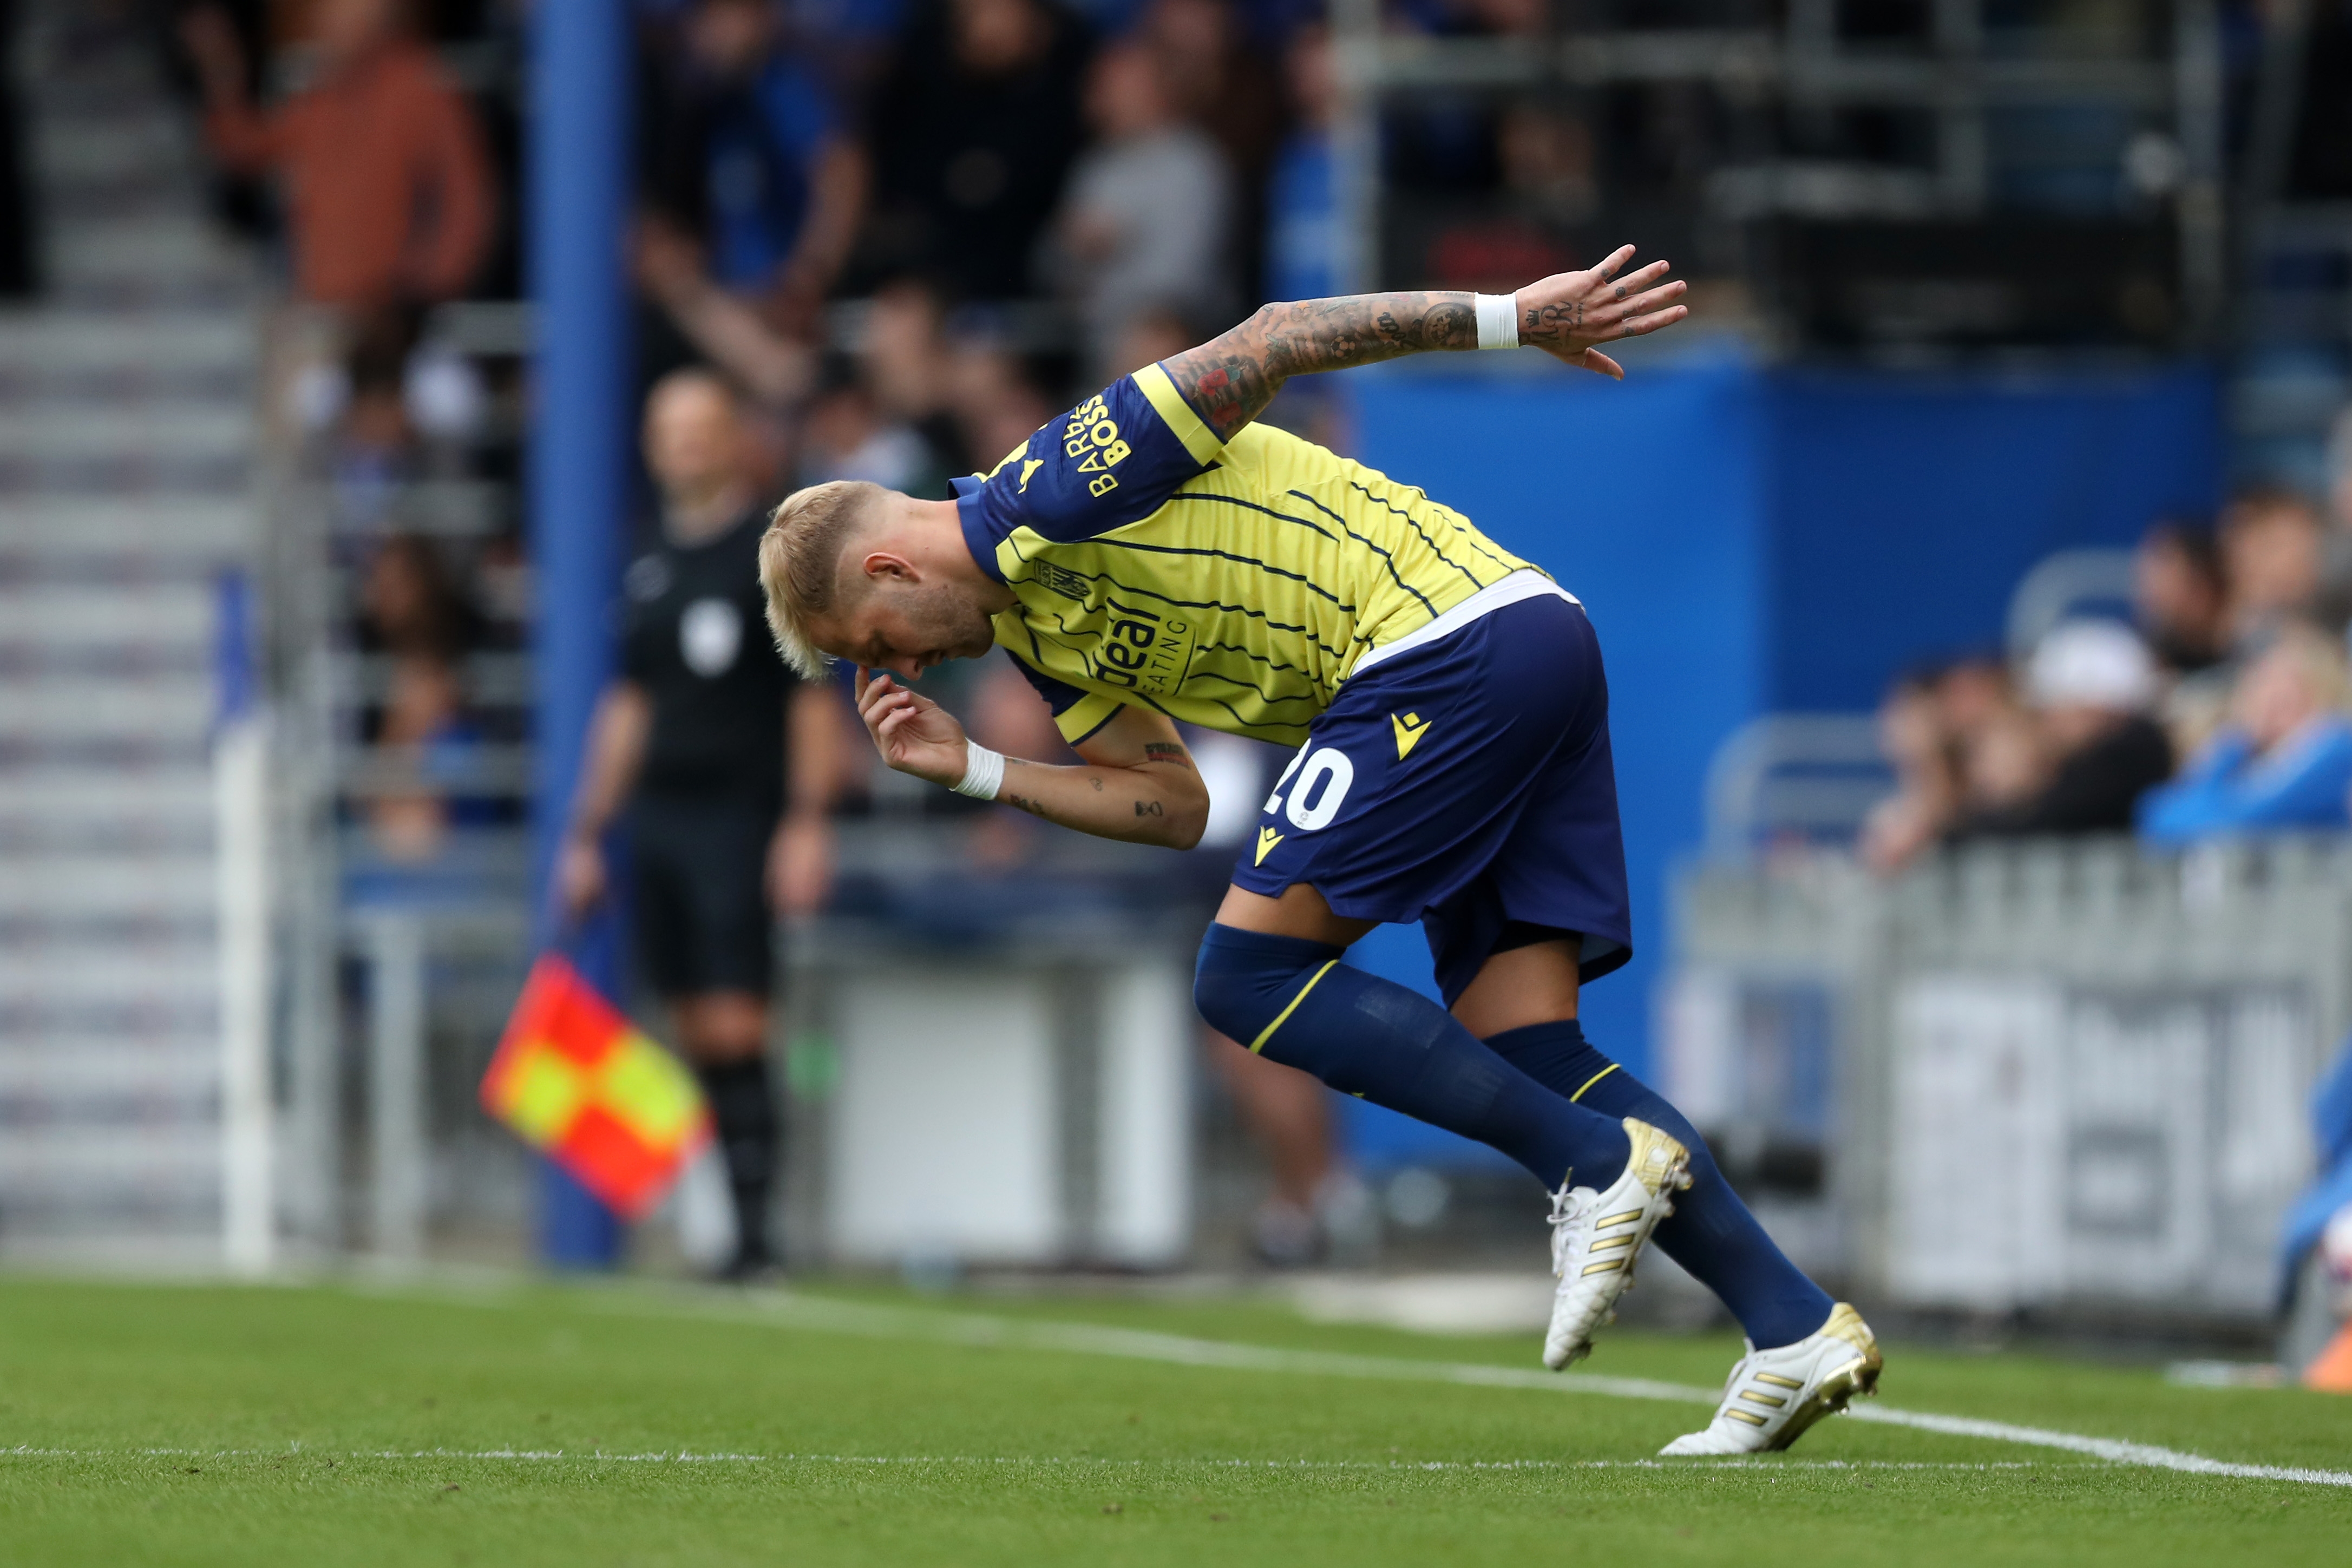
[1484,1018,1837,1350]
[1659,1304,1883,1457]
[1446,937,1692,1369]
[1193,923,1683,1369]
[1191,923,1635,1200]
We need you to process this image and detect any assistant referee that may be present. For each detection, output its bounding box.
[559,369,843,1278]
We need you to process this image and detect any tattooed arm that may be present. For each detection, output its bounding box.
[1163,245,1688,442]
[856,675,1210,849]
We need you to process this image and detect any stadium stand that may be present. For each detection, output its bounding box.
[0,3,263,1263]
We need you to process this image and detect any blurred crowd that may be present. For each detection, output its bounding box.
[150,0,1374,867]
[148,0,1689,495]
[1864,427,2352,871]
[148,0,1478,1268]
[146,1,2352,881]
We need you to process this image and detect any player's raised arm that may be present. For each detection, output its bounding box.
[1162,245,1690,441]
[855,672,1209,850]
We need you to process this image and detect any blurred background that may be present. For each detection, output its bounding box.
[2,0,2350,1372]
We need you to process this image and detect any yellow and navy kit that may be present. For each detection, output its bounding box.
[952,363,1543,747]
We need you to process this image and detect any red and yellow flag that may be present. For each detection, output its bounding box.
[481,954,710,1219]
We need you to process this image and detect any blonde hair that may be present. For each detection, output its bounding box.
[2267,619,2352,712]
[758,480,887,679]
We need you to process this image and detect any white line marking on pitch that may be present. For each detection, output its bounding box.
[0,1446,2041,1473]
[564,1289,2352,1490]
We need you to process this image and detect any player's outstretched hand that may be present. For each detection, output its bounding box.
[1514,247,1689,379]
[855,670,973,788]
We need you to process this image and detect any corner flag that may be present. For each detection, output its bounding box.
[481,954,710,1219]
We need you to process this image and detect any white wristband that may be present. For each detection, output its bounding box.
[952,743,1006,801]
[1474,292,1520,351]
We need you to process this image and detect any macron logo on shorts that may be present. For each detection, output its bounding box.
[1392,712,1432,759]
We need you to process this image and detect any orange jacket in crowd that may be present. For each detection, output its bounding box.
[202,38,494,307]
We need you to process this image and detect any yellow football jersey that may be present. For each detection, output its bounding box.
[953,363,1542,748]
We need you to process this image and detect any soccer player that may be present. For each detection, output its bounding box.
[756,252,1881,1454]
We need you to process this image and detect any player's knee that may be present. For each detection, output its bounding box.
[1192,922,1342,1060]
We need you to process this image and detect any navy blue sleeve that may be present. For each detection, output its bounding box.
[960,369,1222,562]
[1006,649,1122,743]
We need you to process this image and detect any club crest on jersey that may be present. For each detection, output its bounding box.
[1033,561,1093,601]
[1392,711,1432,759]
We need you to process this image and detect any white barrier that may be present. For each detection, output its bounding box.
[1668,837,2351,1320]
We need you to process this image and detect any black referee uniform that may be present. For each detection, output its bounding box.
[620,505,797,1265]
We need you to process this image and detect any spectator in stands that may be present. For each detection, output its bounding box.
[1919,654,2049,825]
[1863,655,2039,871]
[1498,100,1599,228]
[1948,621,2173,840]
[2221,486,2327,643]
[2137,521,2230,677]
[356,534,486,861]
[2139,622,2352,844]
[636,221,818,410]
[1043,40,1233,379]
[559,370,845,1278]
[1137,0,1280,300]
[1263,23,1335,307]
[858,277,975,477]
[798,363,944,495]
[862,0,1091,301]
[941,330,1054,472]
[1253,25,1353,448]
[1378,0,1554,292]
[181,0,494,309]
[1955,700,2047,822]
[324,316,423,530]
[2135,519,2236,757]
[640,0,867,337]
[1862,666,1966,873]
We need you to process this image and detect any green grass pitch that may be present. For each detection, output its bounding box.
[2,1275,2348,1566]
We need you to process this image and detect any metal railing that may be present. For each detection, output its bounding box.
[1329,1,2230,333]
[255,303,536,1259]
[345,907,532,1260]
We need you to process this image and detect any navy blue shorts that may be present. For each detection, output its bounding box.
[1230,589,1631,1006]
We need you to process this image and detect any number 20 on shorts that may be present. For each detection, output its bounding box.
[1265,745,1355,831]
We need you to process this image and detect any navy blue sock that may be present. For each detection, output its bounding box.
[1485,1018,1835,1349]
[1194,924,1630,1190]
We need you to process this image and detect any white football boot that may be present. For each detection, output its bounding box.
[1659,1303,1883,1455]
[1542,1118,1691,1370]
